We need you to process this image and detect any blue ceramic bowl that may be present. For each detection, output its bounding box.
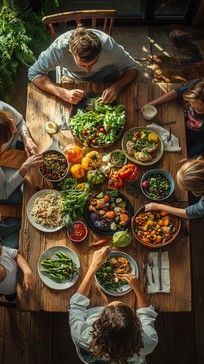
[140,168,175,201]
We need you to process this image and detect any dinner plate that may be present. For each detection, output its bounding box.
[95,251,139,296]
[37,245,80,290]
[26,189,64,232]
[121,126,164,166]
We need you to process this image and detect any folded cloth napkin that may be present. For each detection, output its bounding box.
[0,149,26,169]
[147,122,181,152]
[147,251,170,294]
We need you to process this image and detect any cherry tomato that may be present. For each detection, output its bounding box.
[142,180,149,189]
[92,139,97,145]
[82,130,88,136]
[99,127,106,133]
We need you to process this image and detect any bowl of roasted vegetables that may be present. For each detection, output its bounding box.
[37,246,80,290]
[39,150,69,182]
[131,208,181,248]
[85,190,134,235]
[68,96,126,148]
[95,251,138,296]
[122,127,164,165]
[141,169,175,201]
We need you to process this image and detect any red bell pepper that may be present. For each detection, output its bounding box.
[107,170,124,190]
[119,163,139,182]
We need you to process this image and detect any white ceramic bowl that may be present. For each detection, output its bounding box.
[142,105,157,120]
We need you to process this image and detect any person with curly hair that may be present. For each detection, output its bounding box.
[28,26,138,105]
[69,246,158,364]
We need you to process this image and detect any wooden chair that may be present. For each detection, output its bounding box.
[0,204,22,219]
[42,9,117,39]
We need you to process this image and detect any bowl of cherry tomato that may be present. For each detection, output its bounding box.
[140,169,174,201]
[67,221,88,243]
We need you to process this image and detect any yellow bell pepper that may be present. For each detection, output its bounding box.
[70,164,85,179]
[148,132,159,142]
[81,151,102,171]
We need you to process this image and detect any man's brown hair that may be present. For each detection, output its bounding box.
[69,26,101,62]
[0,110,17,145]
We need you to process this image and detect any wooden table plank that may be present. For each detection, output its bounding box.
[18,81,191,312]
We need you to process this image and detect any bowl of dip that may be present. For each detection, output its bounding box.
[142,105,157,121]
[67,221,88,243]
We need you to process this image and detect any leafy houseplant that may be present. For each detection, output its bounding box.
[0,0,50,99]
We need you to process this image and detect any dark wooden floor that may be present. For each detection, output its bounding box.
[1,25,204,364]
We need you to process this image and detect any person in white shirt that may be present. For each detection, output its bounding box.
[69,246,158,364]
[0,244,35,301]
[0,103,43,202]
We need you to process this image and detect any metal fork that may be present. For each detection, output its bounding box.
[148,256,155,284]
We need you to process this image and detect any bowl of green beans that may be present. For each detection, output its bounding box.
[140,169,174,201]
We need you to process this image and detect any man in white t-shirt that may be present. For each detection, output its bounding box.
[0,245,35,300]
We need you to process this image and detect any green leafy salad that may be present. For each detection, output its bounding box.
[68,98,126,147]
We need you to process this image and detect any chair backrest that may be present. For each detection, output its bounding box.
[0,204,22,219]
[42,9,117,39]
[0,296,16,308]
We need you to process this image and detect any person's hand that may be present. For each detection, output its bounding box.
[22,271,35,292]
[62,89,85,104]
[19,154,43,177]
[100,85,119,104]
[119,273,139,288]
[24,137,39,157]
[145,202,161,211]
[90,245,111,272]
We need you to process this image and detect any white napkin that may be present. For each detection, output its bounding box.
[147,251,170,294]
[147,123,181,152]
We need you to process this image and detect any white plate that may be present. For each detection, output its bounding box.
[121,127,164,166]
[37,245,80,290]
[95,251,139,296]
[26,189,64,232]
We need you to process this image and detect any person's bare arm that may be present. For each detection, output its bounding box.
[101,68,138,103]
[145,202,188,218]
[143,89,177,109]
[77,246,110,297]
[32,75,85,104]
[16,253,35,291]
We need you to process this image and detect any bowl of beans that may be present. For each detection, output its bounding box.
[140,169,174,201]
[39,150,69,182]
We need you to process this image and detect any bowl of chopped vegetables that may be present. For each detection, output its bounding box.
[85,190,134,235]
[37,245,80,290]
[67,221,88,243]
[131,207,181,248]
[95,251,138,296]
[68,96,126,148]
[110,149,127,168]
[141,169,174,201]
[121,127,164,165]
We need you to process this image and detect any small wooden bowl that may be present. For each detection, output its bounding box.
[131,207,181,249]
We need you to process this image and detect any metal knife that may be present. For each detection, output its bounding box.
[158,249,162,292]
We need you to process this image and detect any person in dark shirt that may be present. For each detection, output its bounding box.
[142,78,204,157]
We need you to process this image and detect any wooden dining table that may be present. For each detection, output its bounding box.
[18,80,191,312]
